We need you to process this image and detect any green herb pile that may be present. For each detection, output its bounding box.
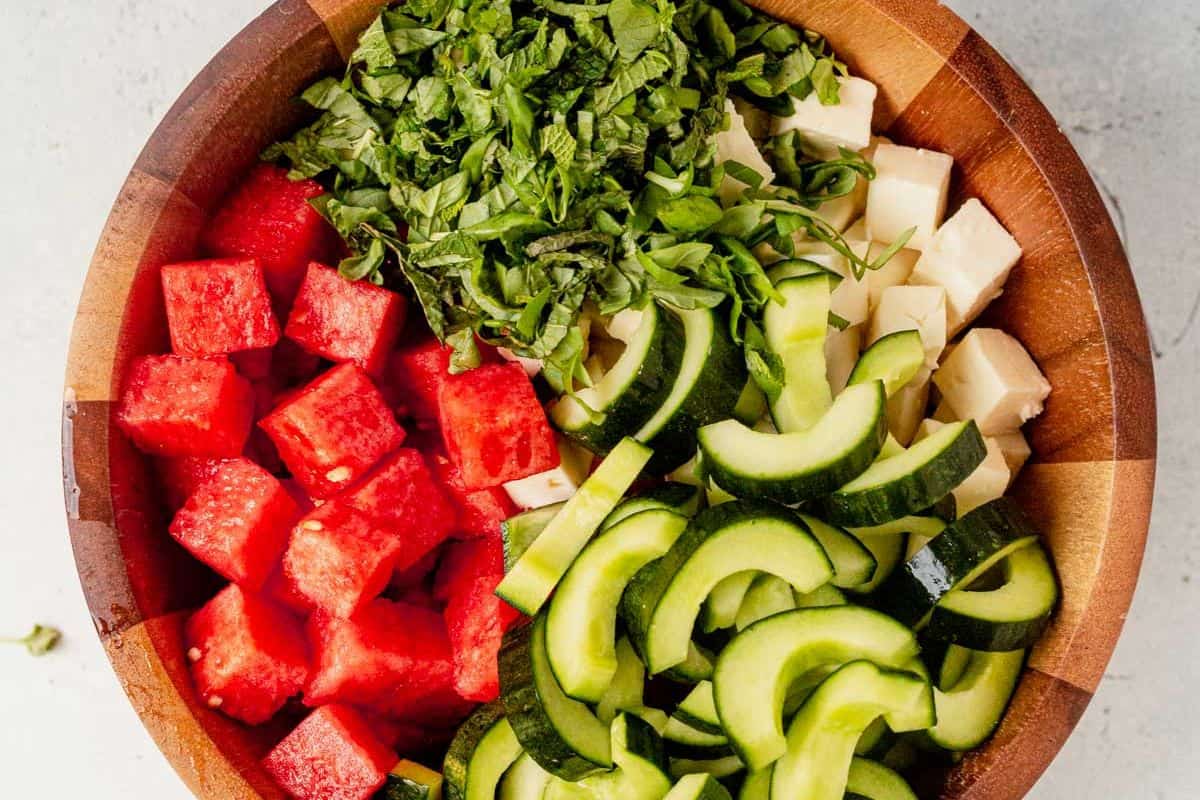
[267,0,903,391]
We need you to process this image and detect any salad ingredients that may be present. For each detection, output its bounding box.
[1,624,62,657]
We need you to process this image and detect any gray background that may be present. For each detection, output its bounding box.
[0,1,1195,797]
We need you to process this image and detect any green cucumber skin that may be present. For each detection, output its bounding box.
[926,605,1053,652]
[498,621,608,780]
[664,773,734,800]
[501,504,564,572]
[820,422,988,527]
[560,304,687,456]
[874,499,1040,628]
[380,776,438,800]
[643,308,748,475]
[602,483,706,532]
[443,702,508,800]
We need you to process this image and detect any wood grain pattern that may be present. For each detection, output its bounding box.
[61,0,1157,798]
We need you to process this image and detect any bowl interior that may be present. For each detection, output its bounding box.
[62,1,1156,798]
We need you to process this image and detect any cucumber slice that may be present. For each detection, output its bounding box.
[602,482,706,532]
[712,606,920,771]
[763,274,834,432]
[926,647,1026,751]
[544,714,671,800]
[737,769,771,800]
[734,574,796,631]
[552,301,686,455]
[844,532,906,595]
[767,258,840,284]
[798,514,877,588]
[794,582,848,608]
[698,382,888,506]
[928,544,1058,651]
[663,641,717,684]
[769,662,933,800]
[381,760,444,800]
[499,615,612,779]
[844,757,918,800]
[443,703,522,800]
[637,307,747,473]
[547,509,689,701]
[668,755,745,781]
[848,331,925,397]
[498,754,553,800]
[498,438,652,615]
[622,501,833,674]
[664,773,733,800]
[701,571,758,633]
[874,499,1040,628]
[502,504,564,572]
[820,421,988,526]
[597,636,649,724]
[674,681,723,735]
[732,380,767,426]
[663,717,733,760]
[854,718,896,759]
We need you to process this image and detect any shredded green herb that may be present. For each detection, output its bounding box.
[2,624,62,657]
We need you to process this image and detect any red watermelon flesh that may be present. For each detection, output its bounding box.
[259,363,406,498]
[432,454,517,539]
[117,355,254,458]
[263,704,396,800]
[185,583,309,726]
[444,576,522,702]
[161,258,280,357]
[230,347,275,380]
[285,263,406,377]
[157,456,231,511]
[432,537,503,605]
[169,459,299,590]
[384,340,452,424]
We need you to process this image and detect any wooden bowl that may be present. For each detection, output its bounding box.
[61,0,1157,797]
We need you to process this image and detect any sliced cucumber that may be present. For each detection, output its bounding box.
[848,331,925,397]
[769,662,933,800]
[854,718,896,760]
[674,681,723,736]
[663,641,718,684]
[544,713,671,800]
[763,273,833,432]
[712,606,920,771]
[597,636,649,725]
[602,483,706,532]
[928,543,1058,651]
[547,509,689,701]
[381,760,444,800]
[443,703,522,800]
[663,773,733,800]
[767,258,839,284]
[799,513,877,588]
[701,571,758,633]
[737,769,770,800]
[926,647,1025,751]
[820,421,987,526]
[734,574,796,631]
[502,503,564,572]
[794,582,848,608]
[699,382,888,506]
[668,755,745,781]
[844,532,906,596]
[553,301,686,455]
[637,307,747,473]
[874,498,1040,628]
[499,615,612,779]
[663,717,733,761]
[498,754,553,800]
[732,380,767,426]
[497,438,652,615]
[844,757,918,800]
[622,501,832,674]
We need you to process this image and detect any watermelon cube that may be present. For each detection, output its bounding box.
[260,363,406,498]
[161,258,280,357]
[385,340,453,423]
[169,459,300,590]
[203,164,338,305]
[336,449,457,572]
[263,704,396,800]
[272,337,324,388]
[431,454,517,539]
[185,584,309,725]
[432,537,504,605]
[281,503,402,618]
[117,355,255,457]
[157,456,232,511]
[285,263,407,376]
[438,363,559,490]
[230,347,275,380]
[445,577,522,702]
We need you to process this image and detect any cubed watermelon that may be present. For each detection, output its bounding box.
[203,165,338,305]
[432,453,517,538]
[169,459,300,590]
[117,355,255,457]
[263,704,396,800]
[272,337,325,388]
[438,363,559,490]
[432,537,504,605]
[384,340,452,424]
[281,503,402,618]
[161,258,280,357]
[304,600,461,715]
[260,363,406,498]
[285,263,406,376]
[390,546,443,595]
[185,584,309,725]
[444,577,522,702]
[157,456,232,511]
[263,565,313,616]
[230,347,275,380]
[336,449,456,572]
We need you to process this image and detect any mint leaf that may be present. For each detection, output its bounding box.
[609,0,660,61]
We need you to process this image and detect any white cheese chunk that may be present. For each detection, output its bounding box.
[933,328,1051,436]
[887,371,931,446]
[606,307,644,344]
[866,246,920,312]
[908,199,1023,335]
[770,77,877,158]
[503,438,594,509]
[844,217,869,241]
[825,324,863,394]
[911,419,1013,513]
[869,285,947,369]
[911,417,946,444]
[717,98,775,206]
[865,144,953,251]
[931,399,958,423]
[992,430,1032,477]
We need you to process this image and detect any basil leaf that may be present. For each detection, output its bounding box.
[609,0,660,61]
[656,195,723,234]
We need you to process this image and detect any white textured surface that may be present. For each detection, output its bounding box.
[0,0,1196,797]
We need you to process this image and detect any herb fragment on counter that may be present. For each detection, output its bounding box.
[2,624,62,657]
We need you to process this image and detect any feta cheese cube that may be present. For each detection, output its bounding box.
[887,371,931,446]
[931,399,957,423]
[865,144,953,251]
[770,77,878,158]
[992,430,1032,476]
[866,246,920,312]
[869,285,947,369]
[911,417,946,444]
[503,438,594,509]
[717,98,775,206]
[825,324,863,394]
[814,136,888,233]
[933,328,1051,435]
[844,218,869,241]
[909,199,1023,335]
